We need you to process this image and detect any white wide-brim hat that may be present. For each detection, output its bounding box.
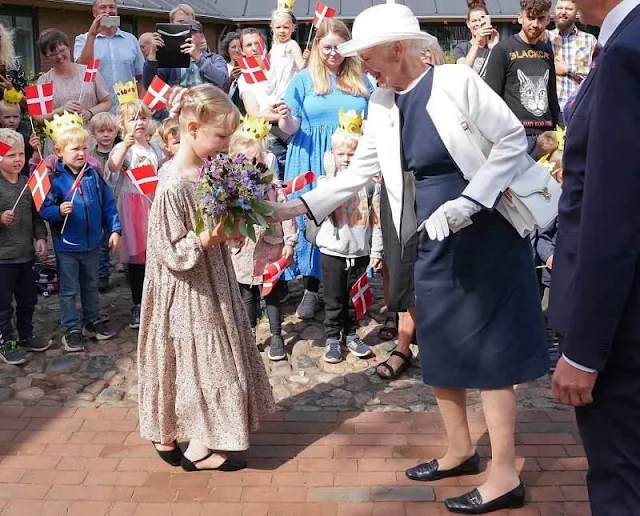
[338,0,438,57]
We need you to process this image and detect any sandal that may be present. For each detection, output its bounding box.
[378,317,398,341]
[181,450,247,472]
[376,350,412,379]
[152,441,183,466]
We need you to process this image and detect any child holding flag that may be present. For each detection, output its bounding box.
[314,111,382,364]
[0,128,50,364]
[228,116,297,362]
[40,126,120,352]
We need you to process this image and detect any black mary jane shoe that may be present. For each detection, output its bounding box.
[181,451,247,472]
[444,483,525,514]
[152,441,183,467]
[405,452,480,481]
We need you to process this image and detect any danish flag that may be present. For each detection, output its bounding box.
[257,37,271,70]
[350,270,372,320]
[64,166,86,200]
[83,59,101,83]
[28,161,51,211]
[262,256,288,297]
[0,141,11,161]
[312,2,337,29]
[126,165,158,196]
[24,83,54,117]
[238,56,268,84]
[284,171,315,195]
[142,76,170,112]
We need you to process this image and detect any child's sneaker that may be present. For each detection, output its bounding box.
[346,334,373,358]
[19,335,53,352]
[268,335,286,361]
[0,335,27,365]
[129,305,141,329]
[323,337,343,364]
[62,330,85,353]
[84,319,115,341]
[296,290,320,319]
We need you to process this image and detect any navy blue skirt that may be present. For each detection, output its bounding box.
[414,172,549,389]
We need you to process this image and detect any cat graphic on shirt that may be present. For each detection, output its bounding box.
[517,69,549,117]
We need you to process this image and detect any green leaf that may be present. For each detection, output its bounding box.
[195,213,205,235]
[223,216,234,234]
[253,211,269,228]
[238,218,249,238]
[246,222,257,242]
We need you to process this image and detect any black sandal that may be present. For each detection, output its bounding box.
[376,350,412,379]
[378,317,398,341]
[181,450,247,472]
[152,441,183,466]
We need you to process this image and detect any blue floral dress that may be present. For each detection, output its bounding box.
[283,69,372,280]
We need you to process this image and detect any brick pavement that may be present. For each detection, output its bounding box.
[0,405,590,515]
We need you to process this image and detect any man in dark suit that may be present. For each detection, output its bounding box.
[549,0,640,514]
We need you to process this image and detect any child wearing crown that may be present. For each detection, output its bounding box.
[314,109,383,364]
[0,90,36,177]
[108,100,163,330]
[228,115,297,362]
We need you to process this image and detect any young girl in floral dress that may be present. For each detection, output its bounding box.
[107,101,163,329]
[137,84,274,472]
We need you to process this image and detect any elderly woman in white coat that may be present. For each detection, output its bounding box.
[272,3,549,515]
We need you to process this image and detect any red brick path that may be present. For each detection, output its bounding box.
[0,406,590,515]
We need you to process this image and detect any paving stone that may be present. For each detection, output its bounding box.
[109,373,126,388]
[15,387,45,401]
[84,380,108,395]
[329,388,352,399]
[98,388,125,402]
[0,388,12,402]
[11,377,33,390]
[294,356,317,371]
[85,356,114,379]
[47,356,82,375]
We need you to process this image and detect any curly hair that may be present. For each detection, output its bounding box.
[220,31,241,63]
[520,0,552,17]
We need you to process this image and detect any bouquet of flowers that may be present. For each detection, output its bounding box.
[195,154,274,242]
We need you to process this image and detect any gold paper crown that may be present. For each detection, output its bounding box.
[277,0,295,12]
[44,111,84,143]
[555,126,566,151]
[114,81,138,104]
[338,108,364,136]
[3,88,23,106]
[241,114,272,141]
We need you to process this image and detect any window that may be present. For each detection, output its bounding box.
[120,15,136,36]
[0,9,37,76]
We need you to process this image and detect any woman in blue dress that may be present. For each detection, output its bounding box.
[279,18,373,319]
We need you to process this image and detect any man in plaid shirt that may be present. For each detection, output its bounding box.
[548,0,598,112]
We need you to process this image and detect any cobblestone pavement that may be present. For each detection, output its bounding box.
[5,268,557,413]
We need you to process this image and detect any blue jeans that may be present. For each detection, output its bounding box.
[56,250,100,332]
[526,134,540,160]
[99,233,111,280]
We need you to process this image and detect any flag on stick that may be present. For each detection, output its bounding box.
[238,57,269,84]
[0,141,11,162]
[83,59,101,83]
[24,83,54,117]
[350,269,373,320]
[262,257,288,297]
[27,161,51,212]
[257,37,271,70]
[126,165,158,197]
[142,76,170,112]
[283,171,315,195]
[312,1,337,28]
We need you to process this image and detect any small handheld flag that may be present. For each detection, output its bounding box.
[238,56,269,84]
[0,141,11,162]
[350,270,373,320]
[284,171,316,195]
[142,76,170,112]
[24,83,54,117]
[262,256,289,297]
[126,165,158,197]
[312,1,337,29]
[83,59,101,83]
[27,161,51,212]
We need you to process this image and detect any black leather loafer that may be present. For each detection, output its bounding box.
[181,451,247,472]
[152,441,183,467]
[444,483,525,514]
[405,452,481,481]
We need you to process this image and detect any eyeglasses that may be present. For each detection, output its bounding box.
[45,46,68,59]
[319,46,340,56]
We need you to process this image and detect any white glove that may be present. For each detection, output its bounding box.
[418,197,481,242]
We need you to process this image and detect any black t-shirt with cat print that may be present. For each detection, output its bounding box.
[484,34,561,135]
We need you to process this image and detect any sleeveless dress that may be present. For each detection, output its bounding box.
[283,69,372,280]
[398,69,549,389]
[266,40,301,103]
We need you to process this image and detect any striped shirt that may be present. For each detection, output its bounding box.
[548,27,598,111]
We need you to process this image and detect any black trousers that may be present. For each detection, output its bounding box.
[239,281,285,336]
[0,261,37,340]
[127,264,146,306]
[574,340,640,515]
[320,253,368,340]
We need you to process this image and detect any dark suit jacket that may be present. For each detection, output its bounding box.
[549,5,640,370]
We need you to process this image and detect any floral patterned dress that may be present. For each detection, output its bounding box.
[137,167,275,450]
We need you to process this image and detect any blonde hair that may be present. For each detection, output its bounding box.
[179,84,240,131]
[55,127,89,151]
[229,130,268,162]
[308,19,370,98]
[0,128,23,148]
[0,24,17,68]
[537,130,563,175]
[116,100,152,136]
[170,4,195,22]
[424,42,446,66]
[331,129,359,150]
[88,112,118,135]
[158,117,180,146]
[0,99,20,115]
[271,10,295,29]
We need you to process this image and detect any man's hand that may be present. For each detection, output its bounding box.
[552,356,598,407]
[108,232,120,253]
[147,33,164,61]
[35,239,47,258]
[555,58,569,77]
[282,244,294,265]
[60,202,73,216]
[546,255,554,269]
[370,258,383,271]
[266,199,307,223]
[181,38,200,61]
[88,14,109,37]
[1,210,15,225]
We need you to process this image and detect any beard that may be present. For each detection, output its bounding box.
[556,18,575,31]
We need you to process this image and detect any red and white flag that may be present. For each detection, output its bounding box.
[237,56,268,84]
[350,270,372,320]
[24,83,54,117]
[28,161,51,212]
[126,165,158,196]
[257,37,271,71]
[142,76,170,112]
[83,59,101,83]
[0,141,11,162]
[284,171,315,195]
[312,2,337,29]
[63,166,86,200]
[262,256,289,297]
